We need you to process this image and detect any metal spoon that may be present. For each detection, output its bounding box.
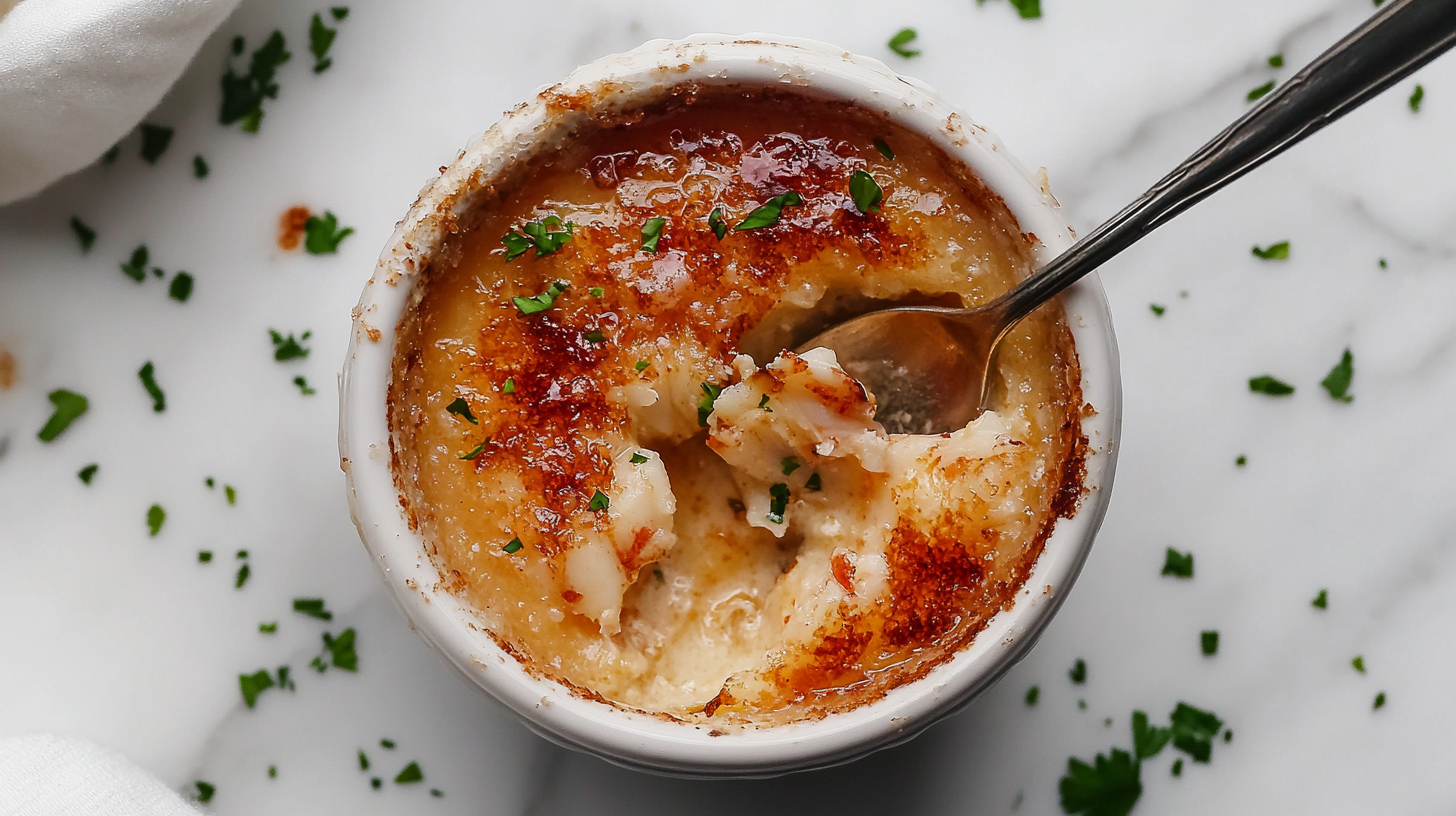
[802,0,1456,434]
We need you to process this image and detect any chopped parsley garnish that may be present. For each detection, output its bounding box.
[781,456,801,476]
[304,211,354,254]
[1320,348,1354,402]
[293,376,316,395]
[584,330,606,343]
[193,155,209,178]
[237,549,248,559]
[446,397,478,424]
[460,440,488,460]
[77,464,99,484]
[1131,710,1171,760]
[697,382,723,426]
[138,361,166,412]
[1200,630,1219,656]
[225,485,237,505]
[1251,241,1290,260]
[589,286,605,297]
[169,272,194,302]
[1311,589,1328,609]
[1058,749,1139,816]
[1026,685,1040,706]
[332,7,349,19]
[653,568,665,583]
[293,597,333,620]
[849,170,883,214]
[587,489,610,512]
[502,217,575,261]
[1249,375,1294,396]
[38,389,89,442]
[1236,455,1247,467]
[121,245,149,282]
[270,329,312,361]
[1007,0,1042,19]
[1379,257,1388,269]
[641,216,666,252]
[371,778,382,790]
[502,377,516,394]
[194,781,216,803]
[259,621,277,633]
[239,669,274,708]
[634,360,650,371]
[432,789,444,798]
[1069,658,1087,684]
[503,538,523,554]
[358,749,370,770]
[1161,547,1194,578]
[206,477,215,488]
[1410,84,1424,112]
[1374,692,1387,709]
[1268,54,1285,68]
[380,739,395,749]
[323,628,358,671]
[707,205,728,240]
[1246,80,1275,102]
[395,762,423,784]
[309,12,340,73]
[199,551,213,563]
[629,452,649,464]
[235,563,251,589]
[140,124,174,164]
[735,191,803,231]
[874,138,894,160]
[1351,655,1366,673]
[1171,759,1183,776]
[220,31,291,132]
[767,483,790,524]
[757,394,772,411]
[70,217,96,252]
[1169,702,1223,763]
[887,28,920,58]
[1149,303,1165,317]
[268,765,277,778]
[512,280,569,315]
[147,503,166,536]
[805,472,822,491]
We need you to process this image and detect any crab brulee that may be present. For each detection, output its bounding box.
[389,87,1085,727]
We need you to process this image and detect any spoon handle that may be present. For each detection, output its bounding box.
[997,0,1456,326]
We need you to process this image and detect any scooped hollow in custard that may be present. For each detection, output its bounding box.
[389,87,1085,727]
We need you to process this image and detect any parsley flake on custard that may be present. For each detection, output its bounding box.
[735,191,803,231]
[887,28,920,58]
[147,504,166,537]
[1201,630,1219,656]
[1249,375,1294,396]
[1311,589,1329,609]
[1069,658,1087,684]
[138,361,166,412]
[304,211,354,254]
[309,12,341,73]
[78,463,99,484]
[293,376,317,395]
[1374,691,1387,709]
[121,245,149,282]
[849,170,883,214]
[502,216,575,261]
[512,280,569,315]
[70,217,96,253]
[293,597,333,620]
[220,31,291,132]
[1161,547,1194,578]
[1251,241,1290,260]
[446,397,478,424]
[169,271,194,302]
[140,124,174,164]
[1169,702,1223,762]
[1132,710,1171,760]
[1410,84,1424,112]
[260,621,277,633]
[194,781,216,803]
[1320,348,1354,403]
[1247,80,1275,102]
[394,762,423,784]
[1268,54,1285,68]
[199,551,213,563]
[37,389,89,442]
[235,562,251,589]
[1058,749,1139,816]
[270,330,312,361]
[1149,303,1165,317]
[239,669,275,708]
[641,216,666,252]
[193,155,210,178]
[323,628,358,671]
[1025,685,1040,706]
[1007,0,1042,19]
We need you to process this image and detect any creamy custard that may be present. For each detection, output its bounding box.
[389,87,1085,726]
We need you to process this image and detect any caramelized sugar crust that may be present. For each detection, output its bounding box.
[390,86,1086,726]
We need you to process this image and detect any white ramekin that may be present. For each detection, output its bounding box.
[339,33,1121,779]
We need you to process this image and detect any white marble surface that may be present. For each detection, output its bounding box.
[3,0,1454,812]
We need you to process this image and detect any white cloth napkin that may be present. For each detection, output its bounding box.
[0,0,241,206]
[0,735,199,816]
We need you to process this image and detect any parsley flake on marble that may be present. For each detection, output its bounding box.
[1320,348,1354,403]
[512,280,569,314]
[1006,0,1042,19]
[1161,547,1194,578]
[358,749,370,770]
[70,217,96,253]
[460,440,488,460]
[697,382,723,426]
[1058,748,1140,816]
[139,124,174,164]
[1247,80,1275,102]
[1251,241,1290,260]
[224,484,237,505]
[1374,692,1387,709]
[707,205,728,240]
[1379,257,1389,269]
[887,28,920,58]
[1069,658,1087,685]
[1352,655,1366,673]
[432,789,445,798]
[395,762,423,784]
[1268,54,1285,68]
[220,31,291,132]
[259,621,277,633]
[270,329,312,361]
[1132,710,1171,760]
[138,361,166,412]
[503,538,523,554]
[239,669,275,708]
[323,628,358,671]
[735,191,803,231]
[235,562,251,589]
[1249,375,1294,396]
[1149,303,1165,317]
[121,245,149,282]
[805,472,822,491]
[146,504,166,536]
[380,739,395,749]
[767,483,790,524]
[1169,702,1223,763]
[641,216,666,252]
[293,597,334,620]
[193,155,210,178]
[781,456,801,476]
[629,452,649,464]
[1410,84,1424,112]
[502,217,575,260]
[309,12,342,73]
[268,765,277,778]
[304,211,354,254]
[77,463,99,484]
[1026,685,1040,706]
[194,781,216,803]
[236,549,248,559]
[874,138,895,160]
[446,397,478,424]
[38,389,89,442]
[1312,589,1329,609]
[1201,630,1219,656]
[169,272,194,302]
[370,777,382,789]
[1236,455,1247,467]
[849,170,883,214]
[293,375,317,395]
[1171,759,1183,777]
[588,489,610,512]
[199,551,213,563]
